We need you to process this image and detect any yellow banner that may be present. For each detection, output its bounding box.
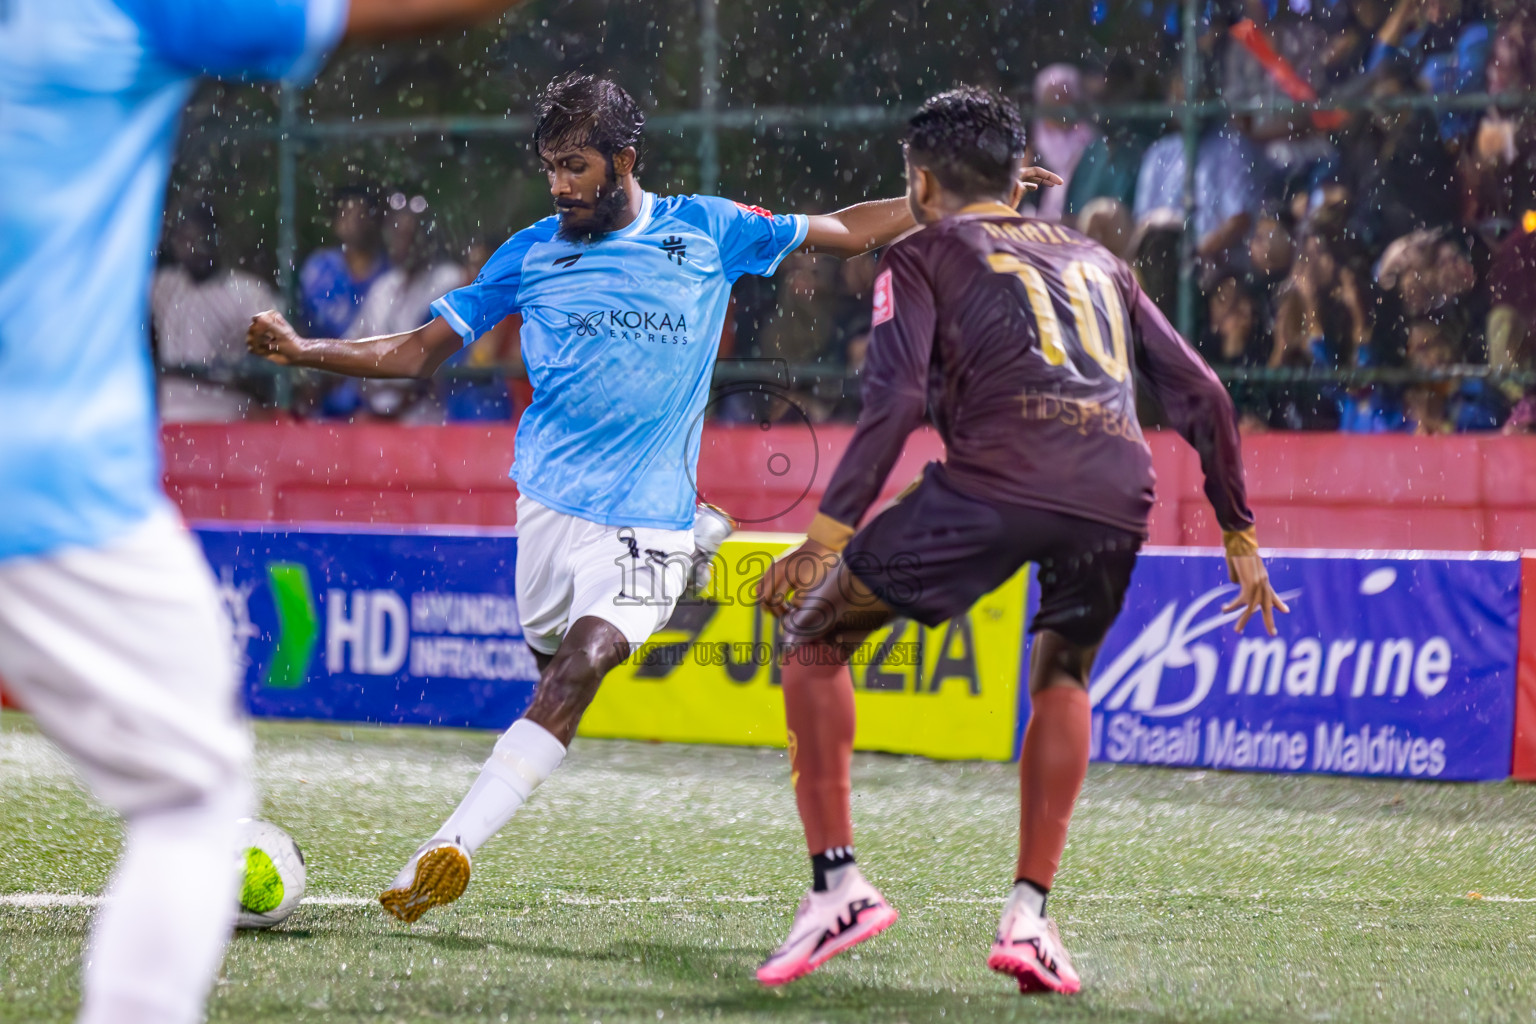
[578,534,1030,761]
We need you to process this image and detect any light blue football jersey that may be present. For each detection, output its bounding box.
[0,0,345,561]
[432,192,809,530]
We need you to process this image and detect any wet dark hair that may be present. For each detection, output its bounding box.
[904,86,1027,199]
[332,183,381,211]
[534,73,646,171]
[177,202,218,235]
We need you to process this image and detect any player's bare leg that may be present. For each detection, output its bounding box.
[988,629,1093,995]
[381,618,628,922]
[758,558,900,986]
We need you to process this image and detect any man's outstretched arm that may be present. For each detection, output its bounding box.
[800,198,919,259]
[799,167,1065,258]
[344,0,532,39]
[246,310,462,379]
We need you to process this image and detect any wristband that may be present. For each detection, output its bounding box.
[1223,526,1259,559]
[807,513,855,553]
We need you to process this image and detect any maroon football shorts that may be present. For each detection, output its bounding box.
[844,462,1142,648]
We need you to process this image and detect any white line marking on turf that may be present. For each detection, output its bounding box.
[7,892,1533,910]
[0,894,375,909]
[0,894,99,908]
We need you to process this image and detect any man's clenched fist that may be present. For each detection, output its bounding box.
[246,310,305,365]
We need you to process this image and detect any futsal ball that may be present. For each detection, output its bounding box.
[235,818,306,929]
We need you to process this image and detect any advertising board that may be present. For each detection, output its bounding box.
[196,527,1029,760]
[1088,551,1521,781]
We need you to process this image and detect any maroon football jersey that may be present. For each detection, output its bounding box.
[816,203,1254,540]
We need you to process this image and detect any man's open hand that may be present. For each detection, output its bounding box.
[1020,166,1066,193]
[246,310,306,365]
[1222,554,1290,636]
[757,538,839,618]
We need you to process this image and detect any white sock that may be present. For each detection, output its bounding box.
[430,718,566,854]
[1006,879,1049,920]
[823,861,857,893]
[78,785,249,1024]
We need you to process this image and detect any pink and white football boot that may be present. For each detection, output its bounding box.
[987,889,1081,994]
[756,866,898,986]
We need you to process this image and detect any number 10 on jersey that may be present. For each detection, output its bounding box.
[987,253,1131,382]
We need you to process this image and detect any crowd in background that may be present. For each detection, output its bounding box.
[152,189,529,425]
[1078,0,1536,435]
[153,0,1536,435]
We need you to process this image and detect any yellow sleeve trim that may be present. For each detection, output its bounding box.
[893,472,924,503]
[807,513,856,553]
[1223,527,1259,558]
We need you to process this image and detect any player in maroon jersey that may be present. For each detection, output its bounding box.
[754,87,1288,992]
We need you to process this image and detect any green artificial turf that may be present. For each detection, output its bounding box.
[5,714,1536,1023]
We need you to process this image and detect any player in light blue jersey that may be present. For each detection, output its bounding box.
[247,72,1062,924]
[0,1,546,1021]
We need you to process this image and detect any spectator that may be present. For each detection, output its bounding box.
[1320,0,1394,83]
[1078,197,1134,259]
[348,193,465,338]
[1029,64,1101,222]
[1220,2,1329,141]
[1401,318,1505,432]
[1488,222,1536,430]
[440,239,519,423]
[1203,268,1309,430]
[1459,12,1536,230]
[1203,274,1271,367]
[1065,56,1159,217]
[1134,76,1279,267]
[826,325,872,424]
[758,252,839,367]
[1374,227,1486,362]
[332,193,466,421]
[1271,230,1370,369]
[150,205,278,422]
[1248,212,1296,297]
[1332,63,1460,251]
[1129,211,1185,320]
[298,185,389,338]
[1258,237,1347,430]
[1227,5,1344,190]
[1272,231,1372,432]
[830,252,878,363]
[1369,0,1491,139]
[1488,221,1536,376]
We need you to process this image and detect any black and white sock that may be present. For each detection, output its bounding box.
[811,846,856,892]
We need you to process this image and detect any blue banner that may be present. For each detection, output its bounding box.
[196,525,1521,781]
[197,526,538,729]
[1086,552,1520,781]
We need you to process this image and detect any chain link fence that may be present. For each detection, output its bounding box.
[158,0,1536,431]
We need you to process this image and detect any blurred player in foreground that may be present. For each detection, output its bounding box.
[0,1,542,1021]
[756,87,1288,992]
[248,72,1062,925]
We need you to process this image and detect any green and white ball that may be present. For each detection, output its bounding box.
[235,818,306,929]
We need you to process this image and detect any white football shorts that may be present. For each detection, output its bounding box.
[515,495,693,656]
[0,510,251,816]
